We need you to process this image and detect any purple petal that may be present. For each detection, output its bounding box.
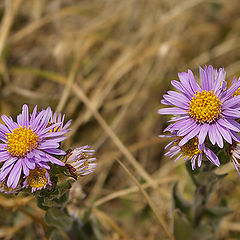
[0,165,14,182]
[216,122,232,144]
[38,141,60,149]
[212,124,223,148]
[179,125,200,146]
[208,125,216,145]
[158,107,187,115]
[7,160,22,189]
[199,66,208,90]
[198,153,202,167]
[191,155,197,170]
[162,94,189,109]
[165,139,178,149]
[188,70,201,92]
[30,105,38,124]
[174,153,183,162]
[222,109,240,118]
[1,157,18,171]
[198,124,209,145]
[22,104,29,127]
[177,120,198,136]
[214,68,226,94]
[178,72,195,96]
[0,144,7,150]
[204,147,220,166]
[24,158,36,170]
[1,115,18,131]
[63,120,71,130]
[217,118,240,132]
[0,123,10,134]
[36,162,50,170]
[30,110,45,130]
[38,122,62,136]
[222,79,240,101]
[171,80,192,99]
[229,131,240,143]
[0,151,11,161]
[44,148,65,155]
[205,65,214,90]
[222,95,240,109]
[35,108,51,133]
[22,160,29,176]
[40,130,68,138]
[45,153,65,166]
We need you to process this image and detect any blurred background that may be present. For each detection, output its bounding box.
[0,0,240,239]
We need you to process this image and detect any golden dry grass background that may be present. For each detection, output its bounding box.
[1,0,240,239]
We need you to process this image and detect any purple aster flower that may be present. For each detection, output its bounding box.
[0,104,71,190]
[65,145,97,177]
[23,167,51,192]
[158,65,240,148]
[161,132,220,170]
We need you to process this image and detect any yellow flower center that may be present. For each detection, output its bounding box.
[188,90,221,123]
[176,137,200,158]
[6,126,38,157]
[27,168,47,189]
[233,87,240,97]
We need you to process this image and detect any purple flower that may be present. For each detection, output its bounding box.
[0,104,71,189]
[65,145,97,177]
[158,65,240,148]
[161,132,220,170]
[23,167,51,192]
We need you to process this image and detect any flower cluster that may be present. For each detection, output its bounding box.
[0,105,97,194]
[158,65,240,173]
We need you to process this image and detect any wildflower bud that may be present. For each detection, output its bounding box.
[65,145,97,178]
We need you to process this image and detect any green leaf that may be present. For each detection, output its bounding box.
[36,196,49,211]
[204,206,232,218]
[49,230,68,240]
[172,183,192,219]
[193,223,216,240]
[45,208,73,231]
[173,209,193,240]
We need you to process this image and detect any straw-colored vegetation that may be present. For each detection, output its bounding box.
[0,0,240,239]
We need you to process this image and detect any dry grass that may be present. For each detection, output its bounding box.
[1,0,240,239]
